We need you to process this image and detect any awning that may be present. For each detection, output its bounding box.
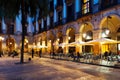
[86,38,120,44]
[68,41,93,46]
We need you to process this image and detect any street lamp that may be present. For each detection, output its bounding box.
[101,16,112,38]
[68,36,71,40]
[82,23,88,39]
[0,36,4,41]
[49,40,51,42]
[57,38,60,41]
[10,42,12,45]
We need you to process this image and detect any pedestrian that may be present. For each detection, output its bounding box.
[39,49,42,58]
[77,52,80,61]
[104,51,108,59]
[0,50,3,57]
[71,52,75,61]
[50,51,52,58]
[32,49,34,58]
[52,51,55,58]
[109,50,112,56]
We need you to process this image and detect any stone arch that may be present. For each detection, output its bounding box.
[79,22,94,53]
[55,28,64,53]
[66,27,75,36]
[6,36,16,52]
[24,38,29,52]
[47,30,56,53]
[66,27,76,44]
[62,22,79,36]
[0,36,4,51]
[41,32,47,41]
[19,37,29,52]
[79,22,93,33]
[57,31,63,43]
[47,30,56,41]
[99,14,120,38]
[98,14,120,54]
[100,14,120,32]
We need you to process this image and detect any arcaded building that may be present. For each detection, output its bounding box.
[34,0,120,55]
[0,0,120,55]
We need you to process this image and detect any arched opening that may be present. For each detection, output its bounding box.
[47,31,55,53]
[100,15,120,54]
[24,39,29,52]
[66,27,75,43]
[80,23,93,53]
[0,36,4,54]
[6,37,15,55]
[117,28,120,54]
[20,38,29,53]
[41,32,47,54]
[57,31,63,53]
[0,36,4,49]
[66,27,75,53]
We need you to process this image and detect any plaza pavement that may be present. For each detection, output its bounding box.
[0,56,120,80]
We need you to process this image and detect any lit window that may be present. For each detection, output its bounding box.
[93,0,99,4]
[83,0,89,3]
[82,0,90,14]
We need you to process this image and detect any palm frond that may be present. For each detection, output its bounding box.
[0,0,49,19]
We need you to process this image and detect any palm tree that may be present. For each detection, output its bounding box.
[0,0,49,63]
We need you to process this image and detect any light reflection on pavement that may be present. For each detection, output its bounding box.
[0,57,120,80]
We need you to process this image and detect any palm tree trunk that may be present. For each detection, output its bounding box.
[20,0,25,63]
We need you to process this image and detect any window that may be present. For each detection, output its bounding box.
[63,2,67,18]
[44,19,47,31]
[24,26,27,35]
[93,0,99,4]
[58,11,62,21]
[67,3,74,22]
[50,1,54,12]
[82,0,90,14]
[50,16,53,29]
[75,0,80,13]
[9,25,14,35]
[39,22,41,33]
[2,18,6,33]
